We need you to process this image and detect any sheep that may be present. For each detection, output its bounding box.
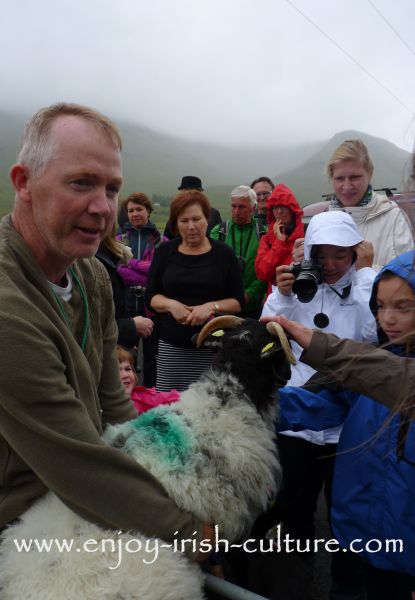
[0,317,295,600]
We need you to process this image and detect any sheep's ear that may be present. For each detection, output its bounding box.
[205,329,225,348]
[191,329,224,348]
[260,341,282,359]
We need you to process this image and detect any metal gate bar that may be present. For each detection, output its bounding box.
[204,574,269,600]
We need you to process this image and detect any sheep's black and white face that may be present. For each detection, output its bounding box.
[200,319,292,413]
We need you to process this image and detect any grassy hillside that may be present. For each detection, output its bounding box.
[0,112,411,223]
[118,119,322,196]
[0,110,321,217]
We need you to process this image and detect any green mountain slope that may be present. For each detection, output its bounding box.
[0,113,411,227]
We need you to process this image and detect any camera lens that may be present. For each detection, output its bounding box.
[292,275,318,303]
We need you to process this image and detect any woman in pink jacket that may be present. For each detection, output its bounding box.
[255,184,304,297]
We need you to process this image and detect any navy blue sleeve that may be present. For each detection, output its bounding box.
[116,317,138,348]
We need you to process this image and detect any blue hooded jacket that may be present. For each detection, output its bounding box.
[279,250,415,575]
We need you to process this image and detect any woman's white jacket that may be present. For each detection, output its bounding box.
[330,192,413,270]
[261,211,378,444]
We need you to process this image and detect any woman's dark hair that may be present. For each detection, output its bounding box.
[169,190,211,236]
[121,192,153,215]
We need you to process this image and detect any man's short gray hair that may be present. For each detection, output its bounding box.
[17,102,122,177]
[230,185,257,208]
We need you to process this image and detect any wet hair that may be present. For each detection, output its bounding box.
[17,102,122,177]
[326,139,374,179]
[169,190,211,236]
[121,192,153,215]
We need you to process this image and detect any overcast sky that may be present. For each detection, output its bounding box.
[2,0,415,150]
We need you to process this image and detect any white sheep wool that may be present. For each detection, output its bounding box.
[0,371,280,600]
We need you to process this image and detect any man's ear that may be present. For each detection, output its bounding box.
[10,164,31,202]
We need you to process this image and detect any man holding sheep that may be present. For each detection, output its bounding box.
[0,102,205,556]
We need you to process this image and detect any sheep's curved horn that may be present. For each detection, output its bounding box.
[266,321,297,365]
[196,315,245,348]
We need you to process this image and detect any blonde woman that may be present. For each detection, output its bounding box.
[294,140,413,270]
[327,139,413,269]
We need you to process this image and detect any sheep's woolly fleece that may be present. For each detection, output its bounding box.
[0,371,281,600]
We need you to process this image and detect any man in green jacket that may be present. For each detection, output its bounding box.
[210,185,267,318]
[0,102,204,556]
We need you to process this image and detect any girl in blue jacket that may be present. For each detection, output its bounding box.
[279,250,415,600]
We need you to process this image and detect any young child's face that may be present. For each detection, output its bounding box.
[315,245,354,285]
[119,360,137,395]
[376,276,415,345]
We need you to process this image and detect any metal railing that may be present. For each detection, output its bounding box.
[204,574,269,600]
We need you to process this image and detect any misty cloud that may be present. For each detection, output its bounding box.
[1,0,415,149]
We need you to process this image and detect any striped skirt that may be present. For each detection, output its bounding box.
[156,340,215,392]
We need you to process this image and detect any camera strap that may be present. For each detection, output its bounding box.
[328,283,352,300]
[313,283,352,329]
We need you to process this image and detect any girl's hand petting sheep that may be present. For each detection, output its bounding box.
[261,314,313,350]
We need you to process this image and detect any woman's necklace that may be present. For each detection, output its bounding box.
[50,267,89,353]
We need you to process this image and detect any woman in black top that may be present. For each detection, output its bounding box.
[145,190,245,391]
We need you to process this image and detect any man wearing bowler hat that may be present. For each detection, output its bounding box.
[178,175,203,191]
[163,175,222,239]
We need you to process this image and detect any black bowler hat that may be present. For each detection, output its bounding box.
[178,175,203,191]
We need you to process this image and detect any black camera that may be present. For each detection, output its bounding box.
[131,285,146,298]
[288,260,323,303]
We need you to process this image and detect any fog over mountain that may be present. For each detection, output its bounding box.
[0,111,410,221]
[1,1,415,152]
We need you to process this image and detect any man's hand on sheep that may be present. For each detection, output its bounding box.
[260,314,313,350]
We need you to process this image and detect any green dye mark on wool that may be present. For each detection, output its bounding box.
[130,409,194,465]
